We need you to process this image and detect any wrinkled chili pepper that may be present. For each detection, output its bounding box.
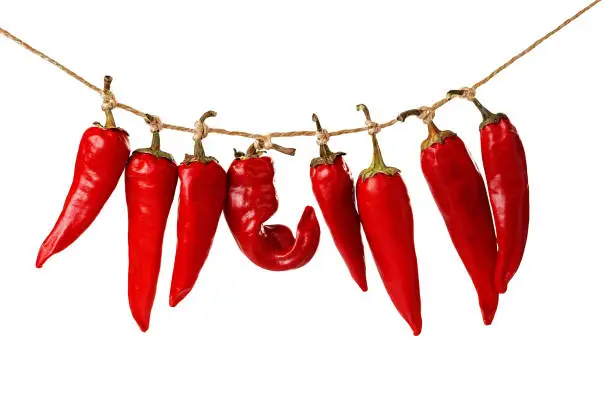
[125,116,178,331]
[310,114,367,291]
[473,98,529,294]
[355,105,421,335]
[170,111,227,307]
[224,144,320,271]
[37,76,130,268]
[402,110,498,325]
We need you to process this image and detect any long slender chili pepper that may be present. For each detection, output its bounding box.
[37,77,130,268]
[170,112,227,307]
[310,114,367,291]
[355,105,421,335]
[224,145,320,271]
[415,117,499,325]
[125,117,178,331]
[471,98,529,294]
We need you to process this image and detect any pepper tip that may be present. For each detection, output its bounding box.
[36,244,53,269]
[482,309,497,326]
[353,277,368,292]
[131,310,151,332]
[169,288,192,307]
[136,320,150,332]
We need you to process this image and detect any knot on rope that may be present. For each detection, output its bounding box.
[255,135,274,150]
[193,119,209,142]
[418,106,436,124]
[145,114,163,133]
[365,120,381,136]
[315,128,330,145]
[101,89,117,112]
[459,87,476,101]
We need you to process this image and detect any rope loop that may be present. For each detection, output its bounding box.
[255,135,274,150]
[459,87,476,101]
[315,129,330,145]
[193,119,209,142]
[447,87,477,102]
[101,76,117,112]
[418,106,436,124]
[145,114,163,133]
[101,90,117,112]
[365,120,381,137]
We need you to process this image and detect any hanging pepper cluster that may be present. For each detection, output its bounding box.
[36,77,529,333]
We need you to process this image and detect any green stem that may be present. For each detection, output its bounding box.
[319,143,333,160]
[104,110,116,128]
[472,98,506,129]
[150,131,161,152]
[472,98,495,122]
[194,139,206,161]
[421,121,456,151]
[246,143,260,158]
[369,135,386,171]
[359,134,399,179]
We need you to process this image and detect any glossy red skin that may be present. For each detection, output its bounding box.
[125,152,178,332]
[37,126,130,268]
[170,160,227,307]
[421,135,498,325]
[357,173,422,335]
[481,117,529,294]
[311,156,367,291]
[224,156,320,271]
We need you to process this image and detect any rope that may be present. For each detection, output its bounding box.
[0,0,604,135]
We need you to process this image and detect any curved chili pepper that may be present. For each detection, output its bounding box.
[170,112,227,307]
[224,145,320,271]
[473,99,529,294]
[37,77,130,268]
[125,119,178,331]
[310,114,367,291]
[355,105,421,335]
[419,121,498,325]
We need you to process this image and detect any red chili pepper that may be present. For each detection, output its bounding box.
[224,145,320,271]
[170,112,227,307]
[125,117,178,331]
[473,99,529,294]
[355,105,421,335]
[309,114,367,291]
[418,120,498,325]
[37,77,129,268]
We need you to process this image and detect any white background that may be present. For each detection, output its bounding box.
[1,0,610,406]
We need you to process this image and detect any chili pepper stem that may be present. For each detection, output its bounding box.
[194,139,206,161]
[320,143,333,159]
[360,135,399,180]
[151,131,161,152]
[182,110,220,164]
[310,113,345,167]
[103,76,116,128]
[472,98,493,119]
[396,109,422,122]
[421,121,455,151]
[310,143,345,167]
[104,110,116,129]
[184,139,219,164]
[472,99,506,129]
[135,127,175,162]
[246,143,261,158]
